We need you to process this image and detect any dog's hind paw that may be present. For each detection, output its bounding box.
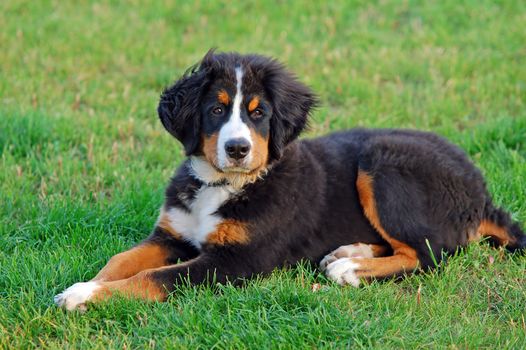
[324,258,361,287]
[319,243,374,271]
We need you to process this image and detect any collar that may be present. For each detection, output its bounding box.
[202,178,230,187]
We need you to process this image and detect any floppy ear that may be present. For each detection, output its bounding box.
[263,61,318,161]
[157,67,209,156]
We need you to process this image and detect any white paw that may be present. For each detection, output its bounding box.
[319,254,338,271]
[324,258,361,287]
[54,281,101,311]
[319,243,373,271]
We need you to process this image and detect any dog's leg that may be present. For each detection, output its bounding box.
[54,265,172,311]
[92,226,199,282]
[91,243,169,282]
[323,246,419,287]
[54,225,199,310]
[320,243,413,287]
[323,169,432,287]
[54,253,249,310]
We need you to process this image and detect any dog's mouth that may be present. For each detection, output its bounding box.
[221,166,253,174]
[206,157,264,176]
[217,158,252,173]
[214,161,261,175]
[191,155,268,189]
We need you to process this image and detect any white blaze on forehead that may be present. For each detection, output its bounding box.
[217,67,253,168]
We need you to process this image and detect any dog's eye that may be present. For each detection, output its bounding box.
[212,107,223,115]
[251,109,263,119]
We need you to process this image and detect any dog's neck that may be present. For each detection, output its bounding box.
[189,156,269,190]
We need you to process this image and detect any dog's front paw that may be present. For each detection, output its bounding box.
[54,281,101,311]
[324,258,361,287]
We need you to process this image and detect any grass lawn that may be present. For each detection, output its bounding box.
[1,0,526,348]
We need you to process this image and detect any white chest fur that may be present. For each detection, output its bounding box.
[164,185,237,249]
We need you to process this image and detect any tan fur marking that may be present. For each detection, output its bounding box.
[207,219,249,245]
[217,90,230,105]
[92,244,169,282]
[355,170,420,276]
[92,258,203,304]
[356,171,374,213]
[467,227,481,243]
[92,270,167,302]
[248,96,259,112]
[353,254,419,278]
[249,129,269,171]
[157,213,182,239]
[202,132,219,167]
[370,244,390,257]
[477,219,515,246]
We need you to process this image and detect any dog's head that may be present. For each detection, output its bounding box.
[158,50,317,184]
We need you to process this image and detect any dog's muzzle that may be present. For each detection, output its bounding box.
[225,138,251,162]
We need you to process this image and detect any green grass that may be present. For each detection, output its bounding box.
[1,0,526,348]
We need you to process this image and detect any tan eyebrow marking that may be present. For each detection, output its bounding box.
[217,90,230,105]
[248,96,259,112]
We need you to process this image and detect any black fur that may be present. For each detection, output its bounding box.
[247,54,319,161]
[158,63,209,155]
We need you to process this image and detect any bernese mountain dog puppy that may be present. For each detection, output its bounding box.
[55,50,525,310]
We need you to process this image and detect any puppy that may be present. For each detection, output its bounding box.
[55,50,525,311]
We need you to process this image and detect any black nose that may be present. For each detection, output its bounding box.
[225,138,251,160]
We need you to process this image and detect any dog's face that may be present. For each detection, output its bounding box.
[158,51,317,180]
[199,66,272,174]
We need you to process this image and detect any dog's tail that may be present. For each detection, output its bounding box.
[478,200,526,252]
